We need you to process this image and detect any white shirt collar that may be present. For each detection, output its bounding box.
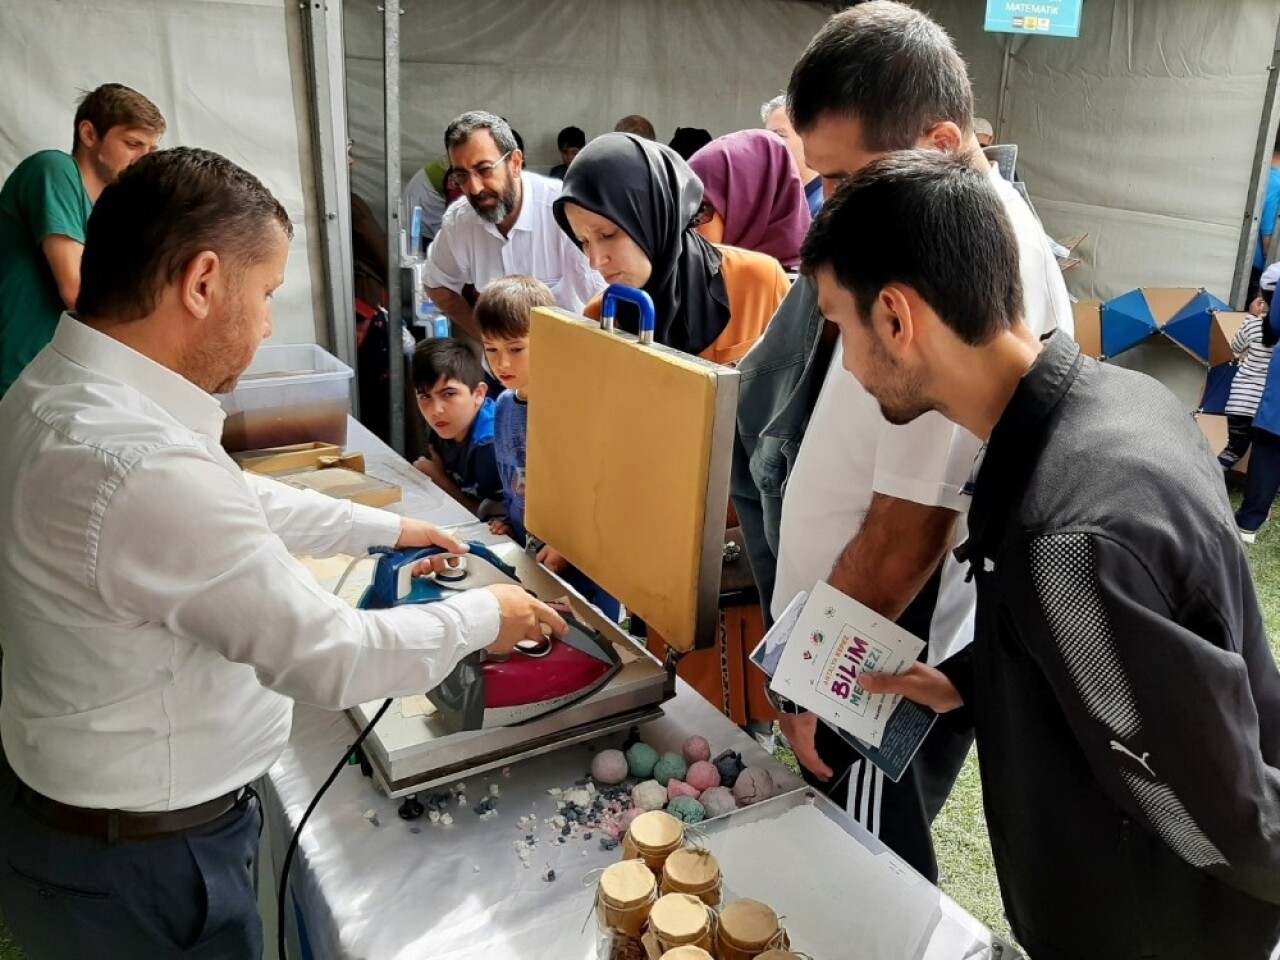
[50,314,227,440]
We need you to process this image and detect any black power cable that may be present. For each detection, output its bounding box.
[276,697,393,960]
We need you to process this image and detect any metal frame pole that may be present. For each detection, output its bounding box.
[1232,11,1280,306]
[300,0,358,411]
[383,1,405,454]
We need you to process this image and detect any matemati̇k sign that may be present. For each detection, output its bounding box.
[984,1,1082,38]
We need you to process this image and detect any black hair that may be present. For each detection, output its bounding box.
[78,147,292,323]
[787,0,973,151]
[557,126,586,151]
[801,150,1022,346]
[475,275,555,340]
[411,338,486,392]
[444,111,519,155]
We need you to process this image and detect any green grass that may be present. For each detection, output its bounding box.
[930,483,1280,945]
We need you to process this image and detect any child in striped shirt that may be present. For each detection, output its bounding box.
[1219,290,1276,468]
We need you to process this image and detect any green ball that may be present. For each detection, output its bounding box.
[667,796,705,824]
[652,751,688,787]
[625,742,659,779]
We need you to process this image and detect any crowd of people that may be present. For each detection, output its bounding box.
[0,2,1279,959]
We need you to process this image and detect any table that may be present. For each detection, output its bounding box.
[260,419,1012,960]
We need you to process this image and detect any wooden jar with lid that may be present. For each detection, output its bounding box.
[755,951,804,960]
[597,859,658,939]
[659,848,722,907]
[715,899,788,960]
[646,892,715,954]
[657,947,715,960]
[622,810,685,874]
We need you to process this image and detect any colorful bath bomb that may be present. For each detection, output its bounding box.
[652,751,688,786]
[712,749,747,788]
[632,779,668,812]
[626,742,660,779]
[685,760,720,792]
[681,735,712,765]
[667,779,700,802]
[698,786,737,818]
[732,767,775,806]
[666,796,706,824]
[591,749,630,785]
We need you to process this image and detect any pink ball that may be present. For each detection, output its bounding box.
[590,749,630,785]
[682,735,712,765]
[732,767,775,806]
[685,760,720,792]
[666,779,700,802]
[699,786,737,818]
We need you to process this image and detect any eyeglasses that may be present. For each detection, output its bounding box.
[447,151,513,189]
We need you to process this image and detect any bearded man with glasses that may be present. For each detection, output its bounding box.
[423,111,604,340]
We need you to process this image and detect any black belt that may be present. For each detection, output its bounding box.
[18,784,248,843]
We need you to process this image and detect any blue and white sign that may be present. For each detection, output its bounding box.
[984,1,1082,38]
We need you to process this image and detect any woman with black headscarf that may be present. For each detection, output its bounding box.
[552,133,789,366]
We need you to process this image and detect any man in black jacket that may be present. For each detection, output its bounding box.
[803,150,1280,959]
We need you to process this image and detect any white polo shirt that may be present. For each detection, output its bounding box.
[423,170,604,311]
[0,317,500,811]
[772,164,1073,665]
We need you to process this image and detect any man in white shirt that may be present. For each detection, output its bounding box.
[735,0,1072,882]
[424,111,604,339]
[0,146,565,960]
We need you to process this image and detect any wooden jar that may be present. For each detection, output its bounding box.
[647,893,715,954]
[660,848,722,907]
[657,948,715,960]
[597,859,658,939]
[622,810,685,874]
[715,899,788,960]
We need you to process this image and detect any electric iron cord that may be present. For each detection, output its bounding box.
[278,552,390,960]
[276,695,392,960]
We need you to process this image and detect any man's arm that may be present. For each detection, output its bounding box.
[1009,531,1280,905]
[827,493,958,619]
[41,235,83,310]
[427,285,479,340]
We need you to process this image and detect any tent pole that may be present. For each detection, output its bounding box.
[1232,10,1280,307]
[300,0,358,412]
[383,1,405,455]
[995,33,1014,143]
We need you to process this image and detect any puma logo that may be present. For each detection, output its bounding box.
[1110,740,1155,778]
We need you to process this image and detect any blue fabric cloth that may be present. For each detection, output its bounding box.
[804,175,824,218]
[1252,304,1280,437]
[493,389,528,541]
[433,397,502,503]
[1256,166,1280,271]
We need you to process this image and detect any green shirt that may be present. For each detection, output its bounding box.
[0,150,92,395]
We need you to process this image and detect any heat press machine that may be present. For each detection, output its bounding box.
[344,286,741,797]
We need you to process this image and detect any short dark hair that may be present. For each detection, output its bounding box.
[475,276,555,340]
[412,338,486,392]
[614,115,656,140]
[72,83,166,153]
[444,111,519,156]
[788,1,973,151]
[77,147,292,323]
[557,126,586,151]
[801,150,1022,346]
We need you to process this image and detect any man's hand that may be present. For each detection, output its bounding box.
[484,584,568,654]
[857,663,964,713]
[395,519,470,576]
[536,545,568,574]
[413,454,446,486]
[779,711,833,782]
[489,519,513,537]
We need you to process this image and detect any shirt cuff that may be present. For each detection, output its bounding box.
[872,473,969,512]
[350,503,404,552]
[446,587,502,651]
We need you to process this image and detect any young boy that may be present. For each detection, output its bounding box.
[477,277,621,620]
[412,338,503,516]
[1219,287,1276,469]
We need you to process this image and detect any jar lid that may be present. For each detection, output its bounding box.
[663,848,720,889]
[630,810,684,851]
[755,952,802,960]
[600,859,657,909]
[718,899,780,948]
[649,893,710,941]
[659,947,715,960]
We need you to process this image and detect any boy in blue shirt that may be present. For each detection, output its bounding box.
[478,277,620,619]
[412,338,503,516]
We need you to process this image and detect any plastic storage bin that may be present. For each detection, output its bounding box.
[217,343,353,452]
